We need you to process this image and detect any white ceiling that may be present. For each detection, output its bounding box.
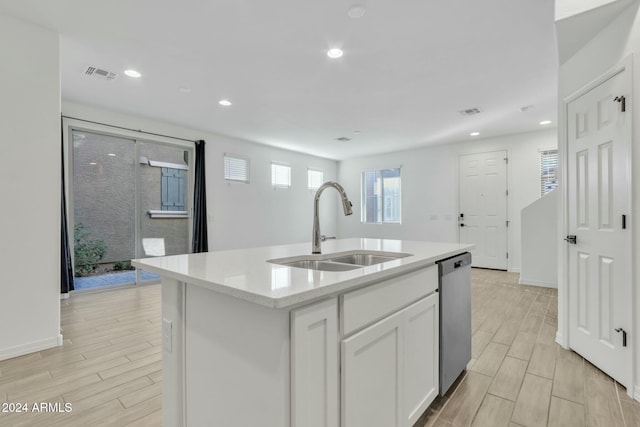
[0,0,558,160]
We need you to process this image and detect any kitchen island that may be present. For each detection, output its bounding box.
[133,238,473,427]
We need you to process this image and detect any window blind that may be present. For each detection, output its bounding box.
[224,155,249,183]
[308,169,324,190]
[271,163,291,188]
[540,149,558,196]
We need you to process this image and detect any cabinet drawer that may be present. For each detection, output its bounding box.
[340,265,437,336]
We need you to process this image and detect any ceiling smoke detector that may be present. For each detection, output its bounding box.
[457,108,481,116]
[335,137,351,142]
[84,66,118,81]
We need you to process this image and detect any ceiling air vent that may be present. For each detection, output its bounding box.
[335,137,351,142]
[84,66,118,81]
[458,107,481,116]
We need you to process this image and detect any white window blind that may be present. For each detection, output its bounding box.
[224,155,249,183]
[361,167,401,223]
[540,149,558,196]
[308,169,324,190]
[271,163,291,188]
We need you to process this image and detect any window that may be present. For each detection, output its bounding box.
[271,162,291,188]
[540,149,558,196]
[307,168,324,190]
[161,167,186,211]
[224,155,249,183]
[361,168,401,223]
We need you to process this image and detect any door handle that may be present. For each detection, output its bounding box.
[564,235,577,244]
[615,328,627,347]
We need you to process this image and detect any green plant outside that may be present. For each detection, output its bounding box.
[74,223,107,276]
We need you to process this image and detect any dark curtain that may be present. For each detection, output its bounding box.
[61,138,74,293]
[192,140,209,253]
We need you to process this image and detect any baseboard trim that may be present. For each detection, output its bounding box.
[508,268,521,273]
[0,334,63,362]
[555,331,568,349]
[633,385,640,402]
[519,277,558,288]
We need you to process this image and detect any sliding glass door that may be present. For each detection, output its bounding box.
[71,129,192,290]
[137,141,191,283]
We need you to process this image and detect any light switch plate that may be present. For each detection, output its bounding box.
[162,318,172,353]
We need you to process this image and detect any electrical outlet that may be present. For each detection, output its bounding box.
[162,318,172,353]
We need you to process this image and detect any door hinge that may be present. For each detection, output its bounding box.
[506,220,510,227]
[504,157,509,164]
[506,189,509,196]
[615,328,628,347]
[614,95,626,112]
[506,252,509,259]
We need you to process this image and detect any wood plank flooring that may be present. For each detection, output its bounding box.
[0,285,162,426]
[415,268,640,427]
[1,269,639,426]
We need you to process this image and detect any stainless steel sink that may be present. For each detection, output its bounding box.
[283,260,361,271]
[328,254,400,266]
[268,250,412,272]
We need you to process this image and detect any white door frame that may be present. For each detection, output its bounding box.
[558,55,634,397]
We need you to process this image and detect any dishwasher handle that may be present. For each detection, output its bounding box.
[438,252,472,276]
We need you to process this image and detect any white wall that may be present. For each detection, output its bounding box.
[337,128,557,272]
[0,14,61,360]
[520,191,558,287]
[556,0,640,397]
[555,0,621,20]
[62,101,338,251]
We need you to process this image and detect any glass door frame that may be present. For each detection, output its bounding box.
[63,117,195,290]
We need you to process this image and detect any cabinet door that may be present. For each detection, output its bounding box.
[404,293,439,425]
[342,310,404,427]
[291,298,339,427]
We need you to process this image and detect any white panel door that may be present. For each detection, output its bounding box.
[403,294,439,426]
[459,151,508,269]
[567,69,631,386]
[291,298,339,427]
[342,311,404,427]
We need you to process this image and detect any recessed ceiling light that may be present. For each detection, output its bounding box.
[89,162,97,165]
[108,153,116,157]
[219,99,232,106]
[124,69,141,78]
[540,120,552,125]
[327,48,344,59]
[348,5,366,18]
[469,132,480,136]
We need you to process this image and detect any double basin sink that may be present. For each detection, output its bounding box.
[268,251,412,272]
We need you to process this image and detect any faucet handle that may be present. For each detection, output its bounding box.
[320,235,336,242]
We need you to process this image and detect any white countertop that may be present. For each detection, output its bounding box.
[132,238,473,308]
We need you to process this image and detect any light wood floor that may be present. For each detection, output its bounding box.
[0,284,162,426]
[1,270,639,426]
[415,268,640,427]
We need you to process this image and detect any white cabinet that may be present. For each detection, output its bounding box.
[291,298,339,427]
[342,310,405,427]
[291,266,440,427]
[341,294,439,427]
[403,293,439,426]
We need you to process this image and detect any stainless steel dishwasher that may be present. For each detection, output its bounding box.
[438,252,472,396]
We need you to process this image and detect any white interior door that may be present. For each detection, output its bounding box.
[459,151,508,269]
[567,68,631,386]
